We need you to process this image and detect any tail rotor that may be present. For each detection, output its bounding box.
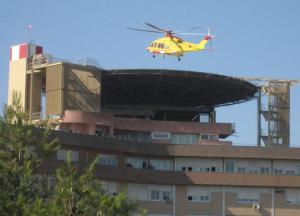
[206,28,215,51]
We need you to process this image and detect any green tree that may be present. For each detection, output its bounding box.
[49,152,145,216]
[0,92,59,215]
[0,92,145,216]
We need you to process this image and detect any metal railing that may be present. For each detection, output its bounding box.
[27,54,103,70]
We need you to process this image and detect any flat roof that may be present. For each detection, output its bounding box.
[102,69,258,108]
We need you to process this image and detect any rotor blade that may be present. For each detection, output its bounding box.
[126,27,163,33]
[176,32,207,35]
[187,26,203,31]
[173,26,202,33]
[143,22,169,32]
[174,26,203,33]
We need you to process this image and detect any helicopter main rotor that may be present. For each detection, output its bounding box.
[127,22,210,37]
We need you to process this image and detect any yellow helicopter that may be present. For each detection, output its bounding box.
[128,22,215,61]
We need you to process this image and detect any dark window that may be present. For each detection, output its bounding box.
[211,167,216,172]
[182,167,186,171]
[188,196,193,201]
[95,130,103,136]
[126,163,133,168]
[142,162,147,169]
[188,167,193,171]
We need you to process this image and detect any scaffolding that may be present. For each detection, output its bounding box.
[240,77,298,147]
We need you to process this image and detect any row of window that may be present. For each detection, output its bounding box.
[150,42,169,49]
[150,190,172,201]
[129,184,266,204]
[35,175,300,206]
[187,195,210,202]
[181,166,221,172]
[56,150,300,176]
[114,131,219,144]
[126,157,173,171]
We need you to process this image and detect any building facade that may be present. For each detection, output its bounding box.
[7,43,300,216]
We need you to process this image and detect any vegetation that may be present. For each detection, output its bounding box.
[0,92,145,216]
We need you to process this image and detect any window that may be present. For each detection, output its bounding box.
[171,133,198,145]
[57,149,78,162]
[237,196,259,204]
[199,113,210,123]
[97,154,117,167]
[237,167,247,173]
[151,132,170,140]
[286,170,295,175]
[95,129,103,136]
[126,157,147,169]
[210,135,218,141]
[200,195,210,202]
[101,181,117,195]
[260,167,270,174]
[236,190,259,204]
[187,187,211,203]
[162,191,172,201]
[274,168,283,174]
[188,167,193,171]
[95,125,106,136]
[114,131,151,143]
[286,189,300,204]
[149,188,173,202]
[200,134,219,141]
[200,134,209,140]
[225,160,235,173]
[150,190,160,201]
[149,159,172,171]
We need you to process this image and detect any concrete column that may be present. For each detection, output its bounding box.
[222,186,226,216]
[272,187,275,216]
[173,185,176,216]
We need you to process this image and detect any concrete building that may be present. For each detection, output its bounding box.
[7,43,300,216]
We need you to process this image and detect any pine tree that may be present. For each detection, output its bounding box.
[0,92,59,215]
[49,153,146,216]
[0,92,145,216]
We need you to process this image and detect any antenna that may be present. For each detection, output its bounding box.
[26,25,32,43]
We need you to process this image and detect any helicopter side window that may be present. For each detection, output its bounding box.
[154,43,157,48]
[157,43,161,48]
[161,43,164,49]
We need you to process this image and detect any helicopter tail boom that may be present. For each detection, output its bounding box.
[198,37,209,49]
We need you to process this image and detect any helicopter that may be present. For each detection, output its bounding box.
[127,22,215,61]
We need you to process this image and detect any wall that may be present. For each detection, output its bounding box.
[46,63,102,115]
[7,58,27,108]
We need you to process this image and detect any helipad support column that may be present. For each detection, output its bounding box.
[257,87,262,147]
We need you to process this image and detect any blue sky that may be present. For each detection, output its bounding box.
[1,0,299,146]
